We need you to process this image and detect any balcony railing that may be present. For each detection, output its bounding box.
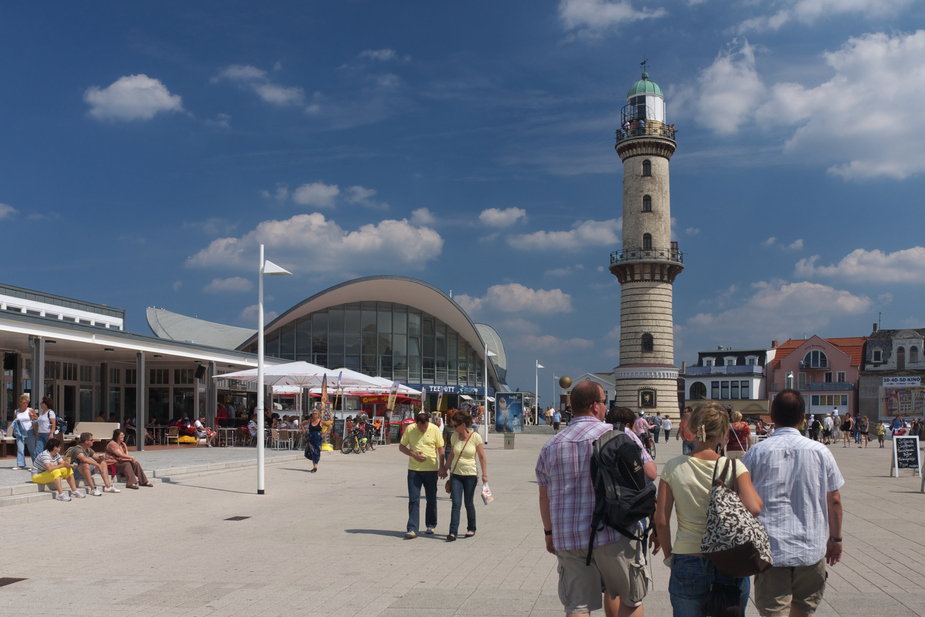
[615,124,677,145]
[683,366,764,376]
[611,247,683,266]
[769,381,854,392]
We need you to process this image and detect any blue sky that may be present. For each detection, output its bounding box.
[3,1,925,399]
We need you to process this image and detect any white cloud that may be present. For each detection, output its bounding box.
[254,83,304,106]
[240,304,277,323]
[758,31,925,179]
[796,247,925,283]
[763,237,777,247]
[205,113,231,129]
[345,186,388,209]
[214,65,266,81]
[212,64,304,106]
[204,277,254,293]
[787,239,804,250]
[410,208,436,226]
[359,49,400,61]
[738,0,911,32]
[545,267,572,276]
[479,207,527,228]
[172,281,183,292]
[685,280,871,348]
[678,40,765,135]
[0,203,18,220]
[558,0,667,38]
[454,284,573,315]
[514,333,594,353]
[186,213,443,273]
[685,227,701,236]
[507,219,620,251]
[292,182,340,208]
[84,74,183,121]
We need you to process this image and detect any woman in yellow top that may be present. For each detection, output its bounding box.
[655,402,763,617]
[440,409,488,542]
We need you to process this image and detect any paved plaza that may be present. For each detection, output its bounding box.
[1,432,924,616]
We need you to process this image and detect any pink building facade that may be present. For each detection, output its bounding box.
[767,336,866,418]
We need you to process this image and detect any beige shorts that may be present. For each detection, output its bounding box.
[725,449,746,460]
[556,540,648,614]
[755,559,827,616]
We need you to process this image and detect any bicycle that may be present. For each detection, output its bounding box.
[341,428,362,454]
[640,431,656,459]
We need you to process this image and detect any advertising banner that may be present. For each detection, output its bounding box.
[495,392,524,433]
[881,386,925,418]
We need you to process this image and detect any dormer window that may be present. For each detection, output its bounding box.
[802,350,828,369]
[643,195,652,212]
[704,359,714,367]
[642,160,651,176]
[872,350,882,363]
[911,346,919,364]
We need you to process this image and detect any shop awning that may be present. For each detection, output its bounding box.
[460,395,473,401]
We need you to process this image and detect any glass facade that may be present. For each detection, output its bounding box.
[252,301,483,386]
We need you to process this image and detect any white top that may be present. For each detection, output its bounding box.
[823,416,834,430]
[15,409,34,432]
[194,419,208,436]
[662,418,672,432]
[36,409,56,434]
[742,427,844,567]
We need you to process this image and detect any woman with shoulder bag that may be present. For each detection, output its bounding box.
[725,410,750,460]
[655,401,764,617]
[12,394,39,470]
[841,415,853,448]
[439,409,487,542]
[35,396,58,458]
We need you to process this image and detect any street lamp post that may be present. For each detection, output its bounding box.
[482,343,496,444]
[257,244,292,495]
[535,360,544,425]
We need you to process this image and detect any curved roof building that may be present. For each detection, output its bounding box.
[235,275,507,395]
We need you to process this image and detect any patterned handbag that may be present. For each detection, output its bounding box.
[700,458,773,578]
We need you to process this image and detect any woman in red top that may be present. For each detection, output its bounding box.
[725,410,750,460]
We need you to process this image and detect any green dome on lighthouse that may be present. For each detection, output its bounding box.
[626,72,662,98]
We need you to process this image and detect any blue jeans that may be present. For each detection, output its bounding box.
[407,470,438,534]
[35,433,51,460]
[669,554,749,617]
[16,432,36,467]
[449,474,478,536]
[664,430,671,441]
[682,440,696,455]
[653,428,661,443]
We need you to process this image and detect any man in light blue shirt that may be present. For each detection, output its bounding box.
[743,389,844,617]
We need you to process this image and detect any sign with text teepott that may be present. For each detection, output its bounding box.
[890,435,921,478]
[495,392,523,433]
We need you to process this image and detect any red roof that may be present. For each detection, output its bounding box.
[771,337,867,369]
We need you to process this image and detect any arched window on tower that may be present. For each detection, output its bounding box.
[642,160,651,176]
[643,233,652,250]
[642,195,652,212]
[641,333,654,352]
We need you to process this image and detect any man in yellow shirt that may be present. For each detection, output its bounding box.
[399,411,445,539]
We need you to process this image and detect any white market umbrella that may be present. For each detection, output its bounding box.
[219,361,379,389]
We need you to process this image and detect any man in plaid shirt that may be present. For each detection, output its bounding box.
[536,381,648,617]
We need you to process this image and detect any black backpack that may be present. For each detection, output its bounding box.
[586,427,657,565]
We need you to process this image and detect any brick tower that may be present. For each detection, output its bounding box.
[610,70,683,418]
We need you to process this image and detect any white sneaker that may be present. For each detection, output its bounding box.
[103,486,120,493]
[57,493,71,502]
[71,490,86,499]
[91,488,102,496]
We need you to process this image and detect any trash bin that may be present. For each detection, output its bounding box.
[504,433,515,450]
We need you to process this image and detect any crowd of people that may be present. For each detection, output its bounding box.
[537,382,845,617]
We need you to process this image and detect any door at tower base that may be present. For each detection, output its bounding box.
[495,392,523,433]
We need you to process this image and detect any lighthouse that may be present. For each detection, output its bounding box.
[610,70,683,418]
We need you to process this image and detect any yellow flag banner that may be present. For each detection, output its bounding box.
[387,380,400,410]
